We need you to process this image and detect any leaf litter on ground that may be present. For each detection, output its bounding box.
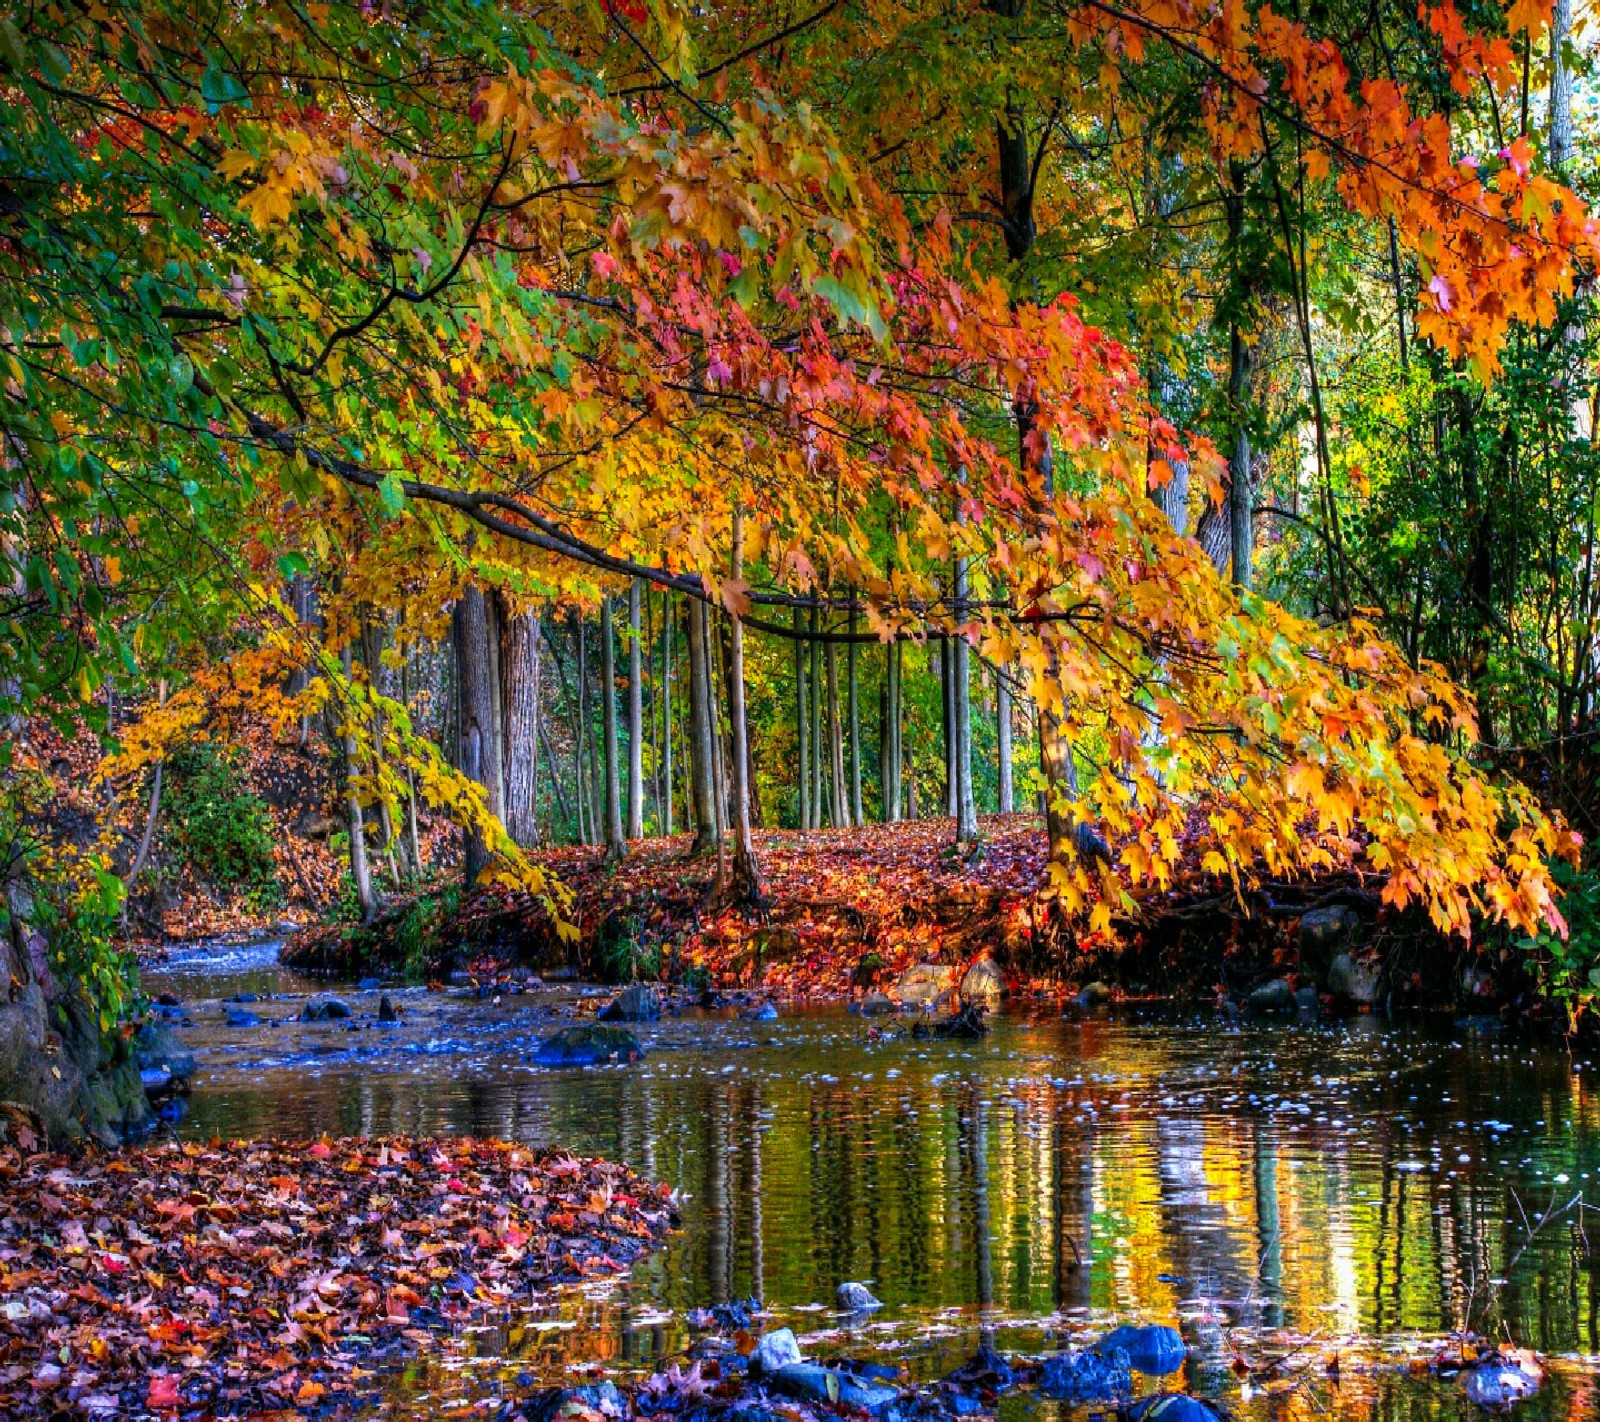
[0,1136,677,1418]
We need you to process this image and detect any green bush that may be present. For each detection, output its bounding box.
[1522,857,1600,1030]
[165,743,283,910]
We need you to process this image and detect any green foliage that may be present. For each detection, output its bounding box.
[1523,859,1600,1031]
[164,743,282,911]
[37,860,137,1039]
[598,911,661,983]
[390,885,461,983]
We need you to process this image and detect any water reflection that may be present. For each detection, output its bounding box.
[145,943,1600,1416]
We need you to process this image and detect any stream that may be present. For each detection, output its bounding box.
[143,939,1600,1419]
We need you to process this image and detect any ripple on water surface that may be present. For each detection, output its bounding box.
[143,940,1600,1419]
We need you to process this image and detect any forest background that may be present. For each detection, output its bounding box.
[6,0,1600,1131]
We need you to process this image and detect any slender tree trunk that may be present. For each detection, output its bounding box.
[726,508,765,900]
[809,606,824,826]
[700,600,729,887]
[341,644,377,918]
[847,605,863,825]
[879,678,892,826]
[827,638,847,826]
[499,599,542,848]
[686,597,718,855]
[953,562,978,841]
[573,614,592,845]
[904,733,919,821]
[885,641,902,822]
[626,580,644,839]
[942,640,958,818]
[795,603,810,829]
[1551,0,1574,169]
[600,594,626,857]
[661,590,675,836]
[996,666,1014,815]
[452,586,503,885]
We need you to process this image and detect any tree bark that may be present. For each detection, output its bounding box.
[452,586,503,885]
[662,590,675,836]
[885,641,902,821]
[1550,0,1574,170]
[600,594,626,856]
[795,602,811,829]
[498,598,542,848]
[627,580,644,839]
[942,640,958,818]
[809,605,824,826]
[847,605,863,825]
[827,638,847,826]
[341,644,377,918]
[952,580,978,842]
[686,596,719,855]
[996,666,1014,814]
[726,507,765,901]
[572,613,591,845]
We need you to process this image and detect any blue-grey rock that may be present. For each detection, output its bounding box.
[1245,979,1296,1015]
[598,984,661,1023]
[301,997,351,1022]
[770,1365,898,1414]
[743,1002,779,1022]
[133,1021,196,1083]
[1037,1348,1131,1402]
[378,994,401,1024]
[224,1007,260,1027]
[836,1280,881,1312]
[533,1024,644,1067]
[856,993,896,1017]
[523,1380,627,1422]
[1125,1396,1226,1422]
[139,1066,174,1097]
[1460,1356,1541,1409]
[749,1328,803,1377]
[358,977,383,991]
[1094,1324,1187,1376]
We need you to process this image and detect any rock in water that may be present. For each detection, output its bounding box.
[533,1024,644,1067]
[1328,951,1381,1005]
[836,1281,882,1312]
[1125,1396,1226,1422]
[1245,979,1296,1016]
[771,1365,899,1415]
[1093,1324,1187,1376]
[1075,981,1113,1007]
[224,1007,260,1028]
[378,994,401,1023]
[301,997,351,1022]
[1298,904,1362,956]
[895,962,954,1010]
[518,1381,628,1422]
[911,1004,988,1039]
[856,993,896,1017]
[749,1328,803,1377]
[132,1021,196,1087]
[960,956,1004,1010]
[942,1344,1014,1393]
[1460,1353,1542,1409]
[743,1002,779,1022]
[1037,1348,1131,1402]
[598,983,661,1023]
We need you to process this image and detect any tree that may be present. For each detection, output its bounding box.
[600,595,626,858]
[627,581,645,840]
[452,588,504,886]
[499,599,542,848]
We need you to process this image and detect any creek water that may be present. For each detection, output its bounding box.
[144,940,1600,1419]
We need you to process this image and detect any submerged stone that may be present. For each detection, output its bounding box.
[533,1024,644,1067]
[743,1002,779,1022]
[1094,1324,1187,1376]
[378,994,401,1024]
[1328,952,1381,1005]
[1460,1355,1541,1409]
[1037,1348,1131,1402]
[895,962,954,1010]
[856,993,896,1016]
[301,997,351,1022]
[1246,979,1296,1015]
[224,1007,260,1027]
[959,956,1004,1010]
[133,1021,196,1085]
[770,1364,898,1414]
[749,1328,802,1377]
[598,984,661,1023]
[942,1344,1014,1393]
[1124,1396,1226,1422]
[836,1280,882,1312]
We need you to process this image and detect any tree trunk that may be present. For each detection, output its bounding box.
[499,599,542,848]
[662,590,675,836]
[572,614,591,845]
[627,580,644,839]
[942,640,958,818]
[795,603,811,829]
[952,565,978,841]
[399,653,423,876]
[600,594,626,857]
[996,666,1014,815]
[1551,0,1574,169]
[904,733,919,821]
[686,597,719,855]
[452,586,503,885]
[847,605,863,825]
[827,638,847,826]
[884,641,902,821]
[809,605,824,826]
[726,507,765,901]
[341,643,377,918]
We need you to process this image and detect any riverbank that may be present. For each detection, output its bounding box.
[0,1135,678,1418]
[279,818,1538,1025]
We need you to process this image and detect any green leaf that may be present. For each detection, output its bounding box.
[379,471,406,515]
[276,551,310,579]
[200,57,250,110]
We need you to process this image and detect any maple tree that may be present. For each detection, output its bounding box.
[1,0,1594,1062]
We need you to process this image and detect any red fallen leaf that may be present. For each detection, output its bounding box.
[147,1374,181,1410]
[1230,1355,1252,1376]
[308,1140,333,1159]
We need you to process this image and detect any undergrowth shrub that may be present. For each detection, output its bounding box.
[165,743,282,910]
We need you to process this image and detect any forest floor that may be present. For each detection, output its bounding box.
[0,1134,678,1418]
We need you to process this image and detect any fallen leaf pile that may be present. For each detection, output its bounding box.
[0,1136,678,1418]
